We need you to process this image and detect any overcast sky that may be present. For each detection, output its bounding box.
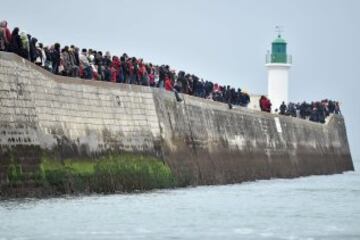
[2,0,359,159]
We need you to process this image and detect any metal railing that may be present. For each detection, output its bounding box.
[265,53,292,64]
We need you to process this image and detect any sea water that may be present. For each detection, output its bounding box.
[1,159,359,240]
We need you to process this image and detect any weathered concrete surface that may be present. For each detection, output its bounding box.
[154,92,353,185]
[0,52,354,189]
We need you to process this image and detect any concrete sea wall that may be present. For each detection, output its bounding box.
[0,52,354,195]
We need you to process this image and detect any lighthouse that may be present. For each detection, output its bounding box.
[265,32,292,112]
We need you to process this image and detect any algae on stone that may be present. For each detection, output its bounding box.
[37,152,177,194]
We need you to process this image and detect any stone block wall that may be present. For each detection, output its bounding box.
[0,52,354,187]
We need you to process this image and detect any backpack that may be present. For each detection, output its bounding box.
[0,27,6,50]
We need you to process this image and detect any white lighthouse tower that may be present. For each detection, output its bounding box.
[265,30,292,112]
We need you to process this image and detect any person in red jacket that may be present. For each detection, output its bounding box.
[110,56,120,83]
[0,20,11,51]
[138,60,148,86]
[264,98,272,112]
[260,96,272,112]
[164,73,182,102]
[165,74,173,91]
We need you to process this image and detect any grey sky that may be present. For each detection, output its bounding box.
[2,0,360,158]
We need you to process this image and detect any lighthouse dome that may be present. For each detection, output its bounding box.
[273,35,286,43]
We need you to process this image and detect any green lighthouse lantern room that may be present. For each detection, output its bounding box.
[271,35,288,63]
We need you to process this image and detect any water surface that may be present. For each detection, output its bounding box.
[1,159,359,240]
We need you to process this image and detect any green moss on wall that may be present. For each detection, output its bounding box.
[36,152,177,194]
[7,164,23,183]
[0,146,179,197]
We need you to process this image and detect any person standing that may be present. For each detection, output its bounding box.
[279,101,287,115]
[79,49,92,79]
[0,21,11,51]
[19,31,30,59]
[29,37,39,62]
[51,43,61,74]
[9,27,22,56]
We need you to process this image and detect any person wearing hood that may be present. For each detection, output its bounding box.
[61,46,72,76]
[102,51,112,81]
[279,101,287,115]
[89,54,99,80]
[79,48,92,79]
[43,46,53,71]
[68,47,79,77]
[29,37,38,62]
[147,65,155,87]
[265,97,272,113]
[35,42,46,67]
[239,91,250,107]
[111,55,121,83]
[19,31,30,59]
[0,20,11,51]
[138,60,149,86]
[71,45,80,67]
[260,96,272,113]
[0,23,7,51]
[9,27,22,56]
[51,43,61,74]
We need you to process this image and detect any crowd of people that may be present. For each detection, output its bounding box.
[0,21,251,108]
[0,21,341,124]
[278,100,341,123]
